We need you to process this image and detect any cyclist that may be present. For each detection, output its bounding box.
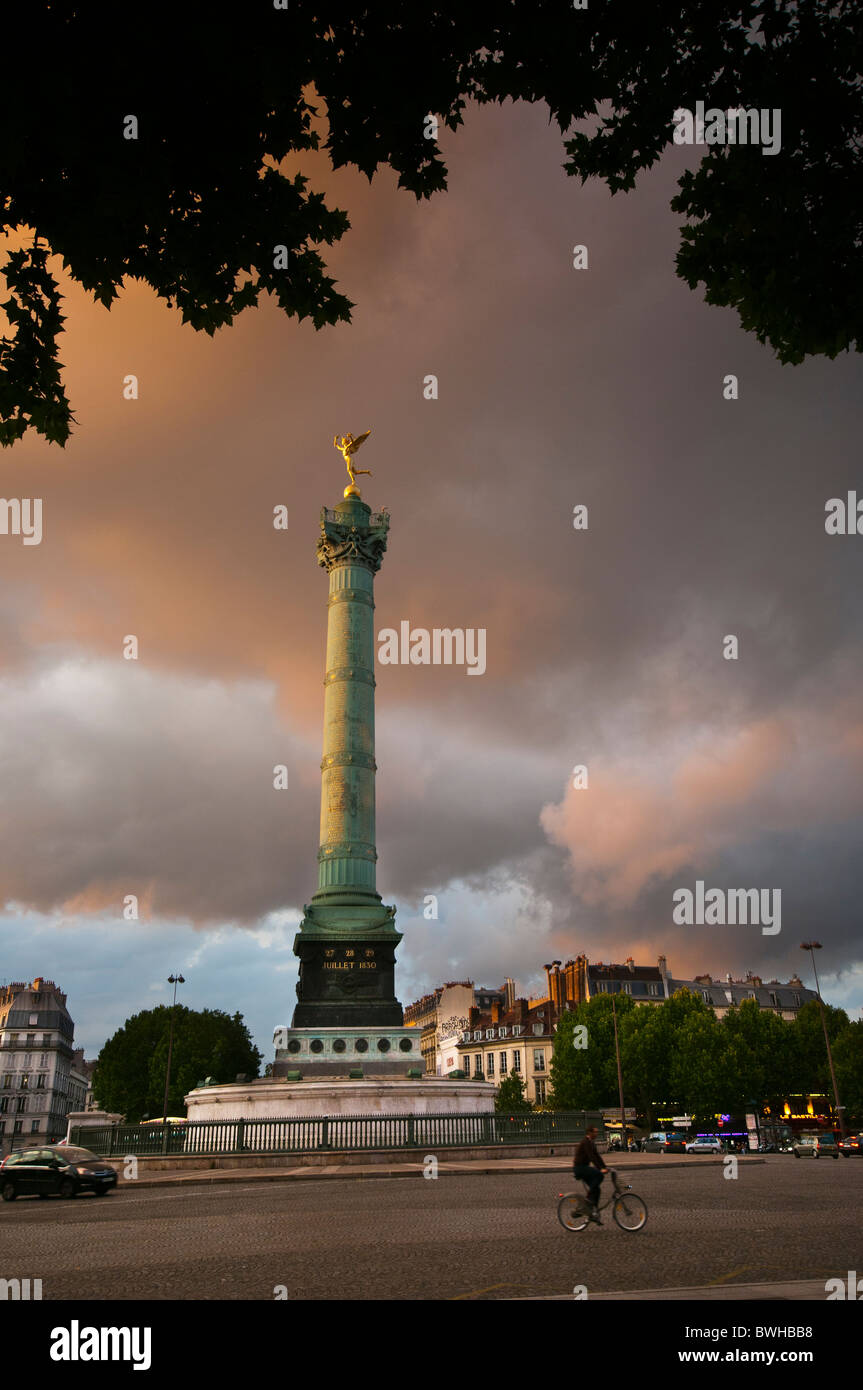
[573,1125,609,1225]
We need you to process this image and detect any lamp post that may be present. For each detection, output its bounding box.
[799,942,845,1142]
[611,996,627,1151]
[161,973,185,1127]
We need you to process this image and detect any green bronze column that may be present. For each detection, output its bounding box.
[292,467,403,1029]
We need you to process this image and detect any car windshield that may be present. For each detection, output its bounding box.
[50,1146,100,1163]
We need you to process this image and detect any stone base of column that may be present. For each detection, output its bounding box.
[273,1026,420,1079]
[292,934,403,1028]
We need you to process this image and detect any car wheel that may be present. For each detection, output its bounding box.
[793,1151,800,1158]
[58,1178,75,1199]
[94,1188,111,1196]
[1,1182,16,1202]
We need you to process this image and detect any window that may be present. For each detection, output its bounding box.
[701,990,710,1003]
[513,1050,521,1072]
[621,981,632,994]
[499,1051,507,1074]
[28,1016,38,1026]
[20,1074,29,1090]
[486,1029,495,1040]
[39,1053,48,1067]
[36,1074,46,1089]
[535,1078,547,1104]
[0,1097,7,1112]
[26,1033,35,1044]
[473,1055,483,1076]
[512,1025,521,1037]
[769,992,778,1007]
[648,983,660,996]
[533,1049,546,1072]
[22,1053,32,1067]
[792,993,801,1006]
[2,1074,11,1088]
[16,1096,27,1113]
[595,981,607,993]
[13,1120,22,1134]
[486,1053,495,1076]
[30,1120,40,1133]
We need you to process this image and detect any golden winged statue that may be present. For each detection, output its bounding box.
[334,430,372,492]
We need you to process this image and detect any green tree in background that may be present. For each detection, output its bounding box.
[832,1021,863,1127]
[720,999,798,1112]
[93,1005,262,1122]
[495,1070,532,1114]
[548,995,635,1110]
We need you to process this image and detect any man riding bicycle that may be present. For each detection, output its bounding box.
[573,1125,609,1225]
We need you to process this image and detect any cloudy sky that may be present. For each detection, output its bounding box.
[2,95,861,1061]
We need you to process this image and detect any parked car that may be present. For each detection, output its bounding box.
[838,1133,863,1157]
[685,1137,722,1154]
[791,1134,839,1160]
[0,1145,118,1200]
[642,1131,687,1154]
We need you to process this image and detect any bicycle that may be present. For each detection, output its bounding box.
[557,1169,648,1232]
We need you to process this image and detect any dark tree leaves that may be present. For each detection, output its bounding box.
[2,1,860,445]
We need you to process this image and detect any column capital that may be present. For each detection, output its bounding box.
[316,500,390,574]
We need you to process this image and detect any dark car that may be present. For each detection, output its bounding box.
[838,1133,863,1157]
[642,1130,687,1154]
[0,1145,117,1200]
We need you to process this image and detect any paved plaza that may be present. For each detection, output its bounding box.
[1,1155,858,1300]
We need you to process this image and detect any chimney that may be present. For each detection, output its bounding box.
[504,977,516,1011]
[491,1000,500,1023]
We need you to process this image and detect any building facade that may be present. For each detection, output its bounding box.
[544,955,817,1020]
[405,980,514,1076]
[668,972,817,1019]
[456,1000,556,1105]
[0,978,78,1153]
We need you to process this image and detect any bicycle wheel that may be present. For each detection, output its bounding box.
[612,1190,648,1231]
[558,1192,591,1231]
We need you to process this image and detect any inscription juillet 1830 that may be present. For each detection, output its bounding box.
[322,947,377,970]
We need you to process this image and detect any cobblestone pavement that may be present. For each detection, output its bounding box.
[0,1156,858,1300]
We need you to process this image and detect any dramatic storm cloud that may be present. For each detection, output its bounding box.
[1,98,861,1057]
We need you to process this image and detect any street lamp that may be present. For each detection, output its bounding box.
[161,973,185,1127]
[611,996,628,1151]
[799,942,846,1143]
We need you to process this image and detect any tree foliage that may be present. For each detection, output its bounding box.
[2,2,861,443]
[546,988,862,1126]
[92,1005,262,1122]
[495,1069,532,1113]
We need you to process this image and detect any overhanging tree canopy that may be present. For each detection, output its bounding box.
[2,1,860,445]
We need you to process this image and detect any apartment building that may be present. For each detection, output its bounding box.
[0,978,78,1152]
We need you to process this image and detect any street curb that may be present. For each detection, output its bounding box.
[115,1156,765,1191]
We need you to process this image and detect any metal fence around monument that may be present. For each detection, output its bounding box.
[70,1110,604,1158]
